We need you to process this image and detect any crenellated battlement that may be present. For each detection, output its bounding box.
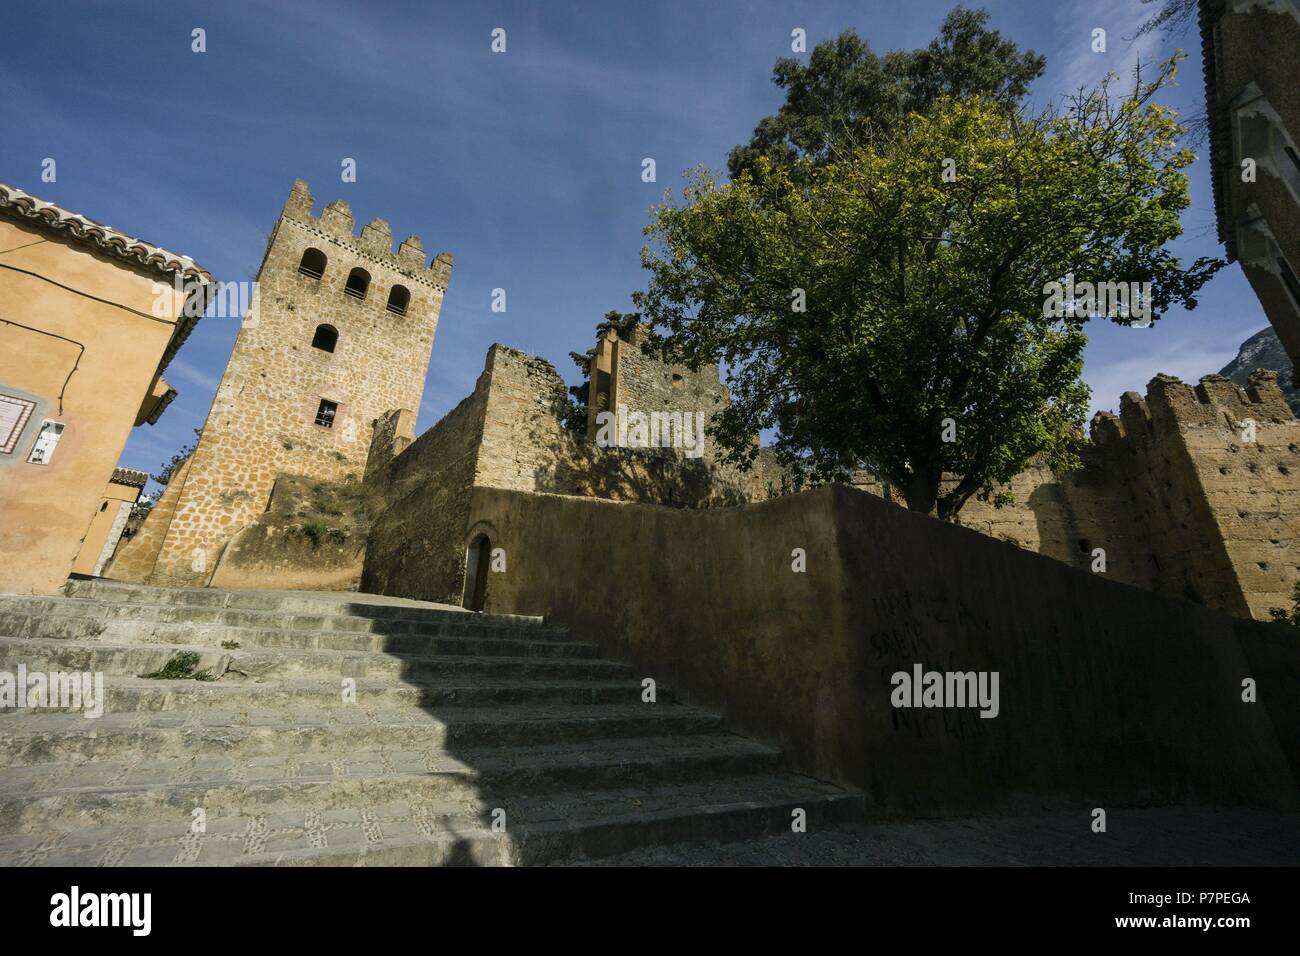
[1091,369,1296,447]
[280,179,453,290]
[129,177,453,590]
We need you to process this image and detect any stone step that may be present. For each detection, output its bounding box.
[0,613,590,658]
[60,579,550,629]
[0,675,656,713]
[0,637,635,684]
[0,703,721,762]
[0,597,571,643]
[0,581,867,867]
[0,734,784,831]
[0,772,865,866]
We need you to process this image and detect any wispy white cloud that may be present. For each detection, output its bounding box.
[1050,0,1165,98]
[167,357,220,392]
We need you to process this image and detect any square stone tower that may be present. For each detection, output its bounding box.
[144,179,452,585]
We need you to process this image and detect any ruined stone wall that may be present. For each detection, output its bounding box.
[362,343,777,604]
[605,326,730,455]
[361,372,492,604]
[364,408,416,488]
[956,371,1300,619]
[477,344,749,504]
[139,180,451,587]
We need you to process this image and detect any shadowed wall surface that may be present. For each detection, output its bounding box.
[454,483,1299,817]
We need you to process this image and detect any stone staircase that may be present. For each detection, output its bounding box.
[0,579,862,865]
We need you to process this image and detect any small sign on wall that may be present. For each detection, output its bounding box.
[0,394,37,455]
[26,420,65,465]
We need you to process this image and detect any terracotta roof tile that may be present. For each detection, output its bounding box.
[0,182,214,284]
[111,467,150,489]
[0,181,216,377]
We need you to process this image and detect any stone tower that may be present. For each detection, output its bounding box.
[139,179,452,586]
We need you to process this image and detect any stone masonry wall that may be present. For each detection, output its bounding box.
[605,325,730,459]
[135,180,451,587]
[364,331,1298,620]
[957,370,1300,619]
[362,343,778,604]
[361,371,491,604]
[104,455,192,583]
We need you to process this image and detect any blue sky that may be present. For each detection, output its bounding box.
[0,0,1269,490]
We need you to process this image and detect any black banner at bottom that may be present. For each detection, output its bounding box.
[0,865,1288,941]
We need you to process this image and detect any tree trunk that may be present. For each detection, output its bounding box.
[901,464,941,516]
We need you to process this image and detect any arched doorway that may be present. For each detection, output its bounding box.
[462,533,491,612]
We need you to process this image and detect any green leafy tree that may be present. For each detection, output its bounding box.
[728,6,1046,182]
[636,58,1224,519]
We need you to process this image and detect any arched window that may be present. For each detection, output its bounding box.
[344,267,370,299]
[311,324,338,353]
[298,248,327,279]
[386,284,410,316]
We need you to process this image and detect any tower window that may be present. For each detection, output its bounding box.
[344,268,370,299]
[298,248,327,279]
[386,284,410,316]
[311,324,338,353]
[314,399,338,428]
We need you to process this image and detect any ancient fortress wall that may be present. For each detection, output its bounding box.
[121,181,451,587]
[107,175,1295,623]
[362,365,492,603]
[957,370,1299,619]
[363,343,782,604]
[360,326,1298,620]
[460,482,1299,816]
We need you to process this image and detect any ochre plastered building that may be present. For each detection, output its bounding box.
[70,467,149,577]
[115,180,452,586]
[0,182,212,595]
